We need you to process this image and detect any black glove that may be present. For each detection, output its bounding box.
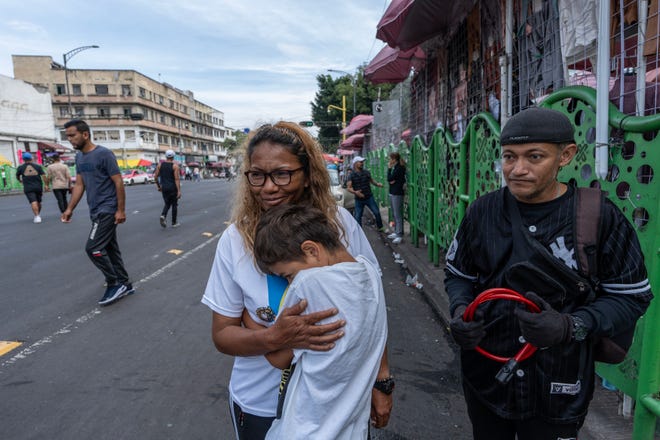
[450,305,486,350]
[514,291,572,347]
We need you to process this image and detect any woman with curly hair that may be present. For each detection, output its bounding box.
[202,121,392,439]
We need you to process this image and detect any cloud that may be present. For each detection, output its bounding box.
[0,0,387,128]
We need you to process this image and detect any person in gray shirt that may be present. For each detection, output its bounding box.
[62,119,134,306]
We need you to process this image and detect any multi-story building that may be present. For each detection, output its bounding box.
[12,55,229,167]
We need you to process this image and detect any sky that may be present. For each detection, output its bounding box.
[0,0,390,130]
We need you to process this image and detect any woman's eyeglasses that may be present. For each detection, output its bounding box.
[244,168,303,187]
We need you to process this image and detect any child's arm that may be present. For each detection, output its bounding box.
[265,348,294,370]
[242,309,294,369]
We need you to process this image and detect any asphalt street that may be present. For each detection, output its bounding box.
[0,179,470,440]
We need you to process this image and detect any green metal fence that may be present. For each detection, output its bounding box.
[0,165,23,191]
[0,164,77,192]
[368,85,660,439]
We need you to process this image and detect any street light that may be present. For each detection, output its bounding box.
[63,45,99,116]
[328,69,356,118]
[327,95,347,141]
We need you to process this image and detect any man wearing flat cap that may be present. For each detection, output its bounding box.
[444,107,652,439]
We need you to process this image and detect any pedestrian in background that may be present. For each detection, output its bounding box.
[247,204,389,439]
[347,156,385,232]
[16,152,47,223]
[193,166,201,182]
[386,152,406,244]
[61,119,134,306]
[46,153,72,214]
[201,122,392,439]
[445,108,652,440]
[154,149,181,228]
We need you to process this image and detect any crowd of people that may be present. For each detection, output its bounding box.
[8,112,654,439]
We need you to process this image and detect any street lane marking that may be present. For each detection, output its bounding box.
[1,232,222,369]
[168,249,183,255]
[0,341,22,357]
[202,232,213,237]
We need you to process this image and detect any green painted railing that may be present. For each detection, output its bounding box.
[368,85,660,439]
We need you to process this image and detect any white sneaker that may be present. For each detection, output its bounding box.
[387,233,398,239]
[392,237,402,244]
[33,215,42,223]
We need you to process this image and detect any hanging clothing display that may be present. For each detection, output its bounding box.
[518,0,565,108]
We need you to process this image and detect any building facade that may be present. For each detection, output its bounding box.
[0,74,58,166]
[12,55,229,167]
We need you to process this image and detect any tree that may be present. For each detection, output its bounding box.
[222,129,248,153]
[310,66,395,151]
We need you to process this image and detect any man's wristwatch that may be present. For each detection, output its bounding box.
[373,376,395,395]
[570,315,589,342]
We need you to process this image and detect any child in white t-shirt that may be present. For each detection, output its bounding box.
[245,204,388,440]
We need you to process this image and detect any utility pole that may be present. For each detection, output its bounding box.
[328,96,348,141]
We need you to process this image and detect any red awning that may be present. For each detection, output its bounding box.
[365,45,425,85]
[136,158,153,167]
[340,133,365,148]
[376,0,476,51]
[376,0,415,48]
[323,153,341,163]
[341,114,374,136]
[37,141,72,153]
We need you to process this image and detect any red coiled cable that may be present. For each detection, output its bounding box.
[463,288,541,364]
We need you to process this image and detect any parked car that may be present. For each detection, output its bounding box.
[328,168,354,211]
[145,165,157,183]
[122,169,149,185]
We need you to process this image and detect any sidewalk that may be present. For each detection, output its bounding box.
[366,206,638,440]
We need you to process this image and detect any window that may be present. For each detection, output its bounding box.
[169,99,175,109]
[160,114,166,124]
[123,107,132,117]
[95,84,109,95]
[97,106,111,117]
[181,105,187,114]
[139,87,146,98]
[121,85,132,96]
[108,130,120,141]
[93,130,107,141]
[59,107,68,117]
[171,117,176,126]
[72,84,82,95]
[55,84,66,95]
[141,132,155,143]
[159,95,164,105]
[125,130,136,141]
[74,107,84,116]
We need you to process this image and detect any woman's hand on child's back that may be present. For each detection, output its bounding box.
[268,299,346,352]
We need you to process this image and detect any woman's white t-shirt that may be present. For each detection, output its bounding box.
[201,206,379,417]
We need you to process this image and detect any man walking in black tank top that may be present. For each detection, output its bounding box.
[154,149,182,228]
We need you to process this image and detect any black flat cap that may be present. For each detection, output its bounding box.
[500,107,575,145]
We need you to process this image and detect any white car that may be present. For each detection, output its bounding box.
[328,168,354,211]
[122,169,150,185]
